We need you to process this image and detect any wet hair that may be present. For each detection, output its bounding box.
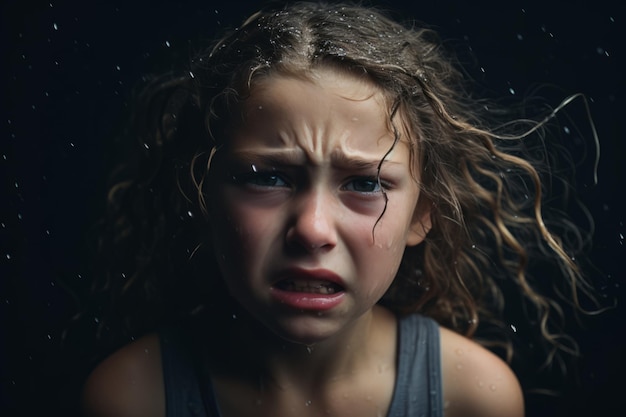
[90,1,602,380]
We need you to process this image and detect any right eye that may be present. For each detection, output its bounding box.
[232,172,289,188]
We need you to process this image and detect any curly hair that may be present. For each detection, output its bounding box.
[91,1,601,375]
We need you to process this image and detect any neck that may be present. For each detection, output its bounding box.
[212,305,395,392]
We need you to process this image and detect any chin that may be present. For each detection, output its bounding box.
[264,315,347,346]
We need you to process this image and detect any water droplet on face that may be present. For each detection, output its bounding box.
[476,380,484,388]
[456,363,463,370]
[489,384,497,391]
[305,400,312,406]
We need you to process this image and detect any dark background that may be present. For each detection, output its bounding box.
[1,1,625,416]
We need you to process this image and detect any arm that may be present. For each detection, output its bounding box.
[82,334,165,417]
[440,327,524,417]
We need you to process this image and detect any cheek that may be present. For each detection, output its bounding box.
[210,201,279,275]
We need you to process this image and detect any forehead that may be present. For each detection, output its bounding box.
[229,68,409,164]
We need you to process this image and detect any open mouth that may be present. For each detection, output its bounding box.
[274,279,344,295]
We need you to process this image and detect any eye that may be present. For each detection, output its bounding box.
[343,177,382,193]
[233,171,289,188]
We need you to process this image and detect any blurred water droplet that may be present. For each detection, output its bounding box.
[563,126,570,134]
[165,41,171,47]
[510,324,517,332]
[509,87,516,95]
[53,23,58,30]
[489,384,497,391]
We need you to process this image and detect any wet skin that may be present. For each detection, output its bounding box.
[208,68,431,347]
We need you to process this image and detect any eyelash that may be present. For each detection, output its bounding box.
[232,171,388,194]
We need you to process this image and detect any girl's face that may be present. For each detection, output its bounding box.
[210,68,430,345]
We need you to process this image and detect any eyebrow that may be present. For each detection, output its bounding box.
[229,149,402,171]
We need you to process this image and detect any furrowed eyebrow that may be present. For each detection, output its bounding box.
[228,150,306,166]
[227,149,402,170]
[330,150,402,171]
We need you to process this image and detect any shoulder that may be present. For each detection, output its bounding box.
[82,333,165,417]
[439,326,524,417]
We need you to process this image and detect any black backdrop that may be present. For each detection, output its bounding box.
[2,1,625,416]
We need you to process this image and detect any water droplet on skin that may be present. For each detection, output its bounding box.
[144,348,149,353]
[305,400,312,406]
[455,348,463,356]
[476,380,484,388]
[489,384,497,391]
[456,363,463,371]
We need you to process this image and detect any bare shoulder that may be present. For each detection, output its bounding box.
[82,333,165,417]
[439,326,524,417]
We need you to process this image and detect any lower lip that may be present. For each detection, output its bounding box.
[269,287,345,311]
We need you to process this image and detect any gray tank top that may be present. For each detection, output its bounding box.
[160,314,443,417]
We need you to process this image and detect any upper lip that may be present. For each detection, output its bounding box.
[273,267,346,289]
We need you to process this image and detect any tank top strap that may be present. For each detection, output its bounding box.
[386,314,444,417]
[159,326,220,417]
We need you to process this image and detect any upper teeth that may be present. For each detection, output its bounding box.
[280,279,338,294]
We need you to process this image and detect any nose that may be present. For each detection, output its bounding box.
[286,188,338,253]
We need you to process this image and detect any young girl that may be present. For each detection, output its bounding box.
[82,2,596,416]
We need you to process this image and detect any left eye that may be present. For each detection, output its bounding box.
[343,177,381,193]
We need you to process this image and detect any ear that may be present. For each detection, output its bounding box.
[406,197,432,247]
